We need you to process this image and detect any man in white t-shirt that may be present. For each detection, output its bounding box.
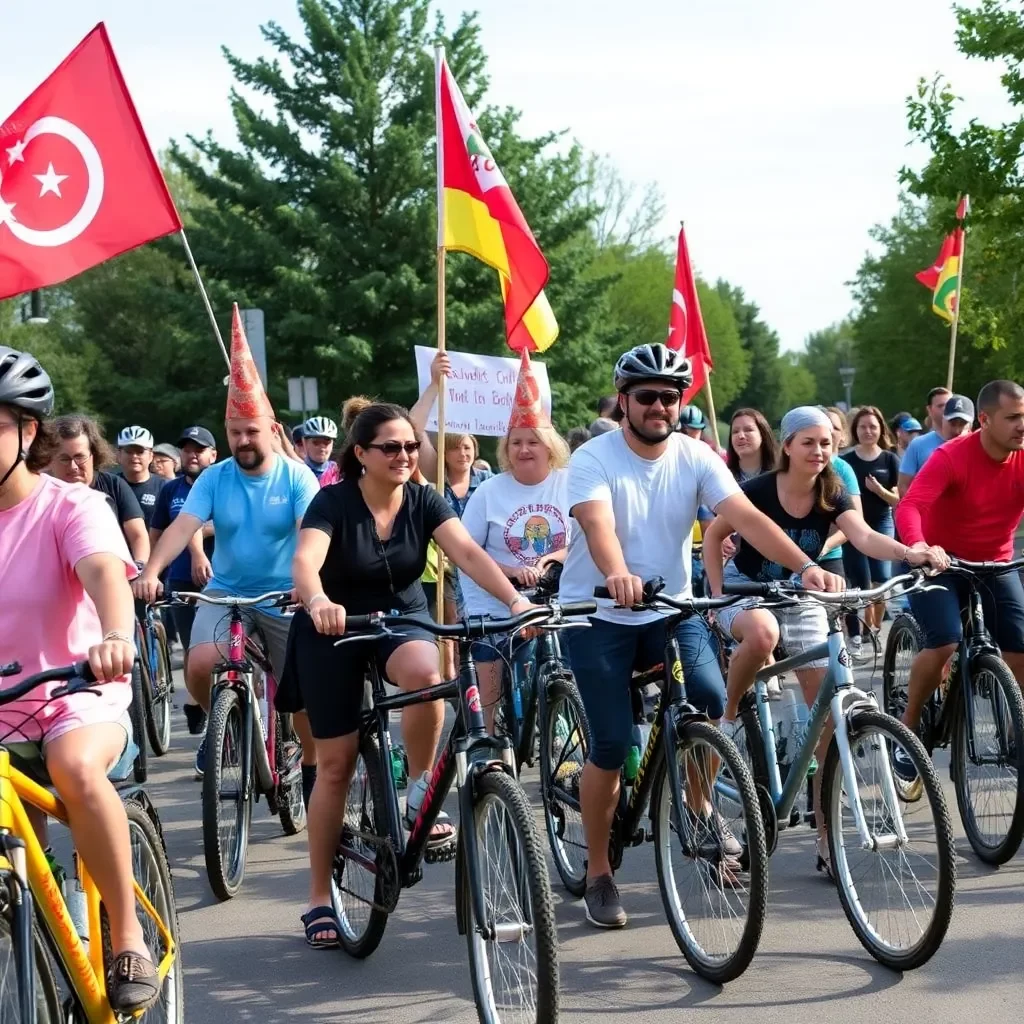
[559,342,841,929]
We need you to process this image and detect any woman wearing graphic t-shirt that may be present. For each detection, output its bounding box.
[460,359,573,729]
[703,406,947,876]
[289,402,536,949]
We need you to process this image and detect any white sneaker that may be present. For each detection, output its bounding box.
[765,675,783,698]
[849,636,868,662]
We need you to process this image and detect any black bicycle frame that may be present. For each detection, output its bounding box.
[508,628,565,768]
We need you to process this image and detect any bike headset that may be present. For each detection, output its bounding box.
[613,343,693,447]
[0,346,55,490]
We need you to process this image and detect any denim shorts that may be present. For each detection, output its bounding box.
[565,615,725,771]
[908,567,1024,652]
[842,514,894,588]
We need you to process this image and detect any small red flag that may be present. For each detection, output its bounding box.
[667,225,713,403]
[0,24,181,301]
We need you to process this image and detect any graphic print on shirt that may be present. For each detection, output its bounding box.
[503,502,567,563]
[760,528,822,581]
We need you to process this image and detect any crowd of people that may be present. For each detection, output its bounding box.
[2,308,1023,992]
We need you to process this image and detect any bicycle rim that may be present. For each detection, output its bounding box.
[540,683,588,896]
[953,654,1024,863]
[653,721,767,984]
[882,616,920,720]
[467,771,558,1024]
[148,635,173,755]
[825,711,955,970]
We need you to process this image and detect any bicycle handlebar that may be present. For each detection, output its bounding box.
[722,570,926,606]
[0,661,99,707]
[948,556,1024,575]
[593,585,741,613]
[167,590,294,609]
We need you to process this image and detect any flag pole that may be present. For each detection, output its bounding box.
[679,221,721,451]
[434,44,449,636]
[179,228,230,371]
[945,195,969,391]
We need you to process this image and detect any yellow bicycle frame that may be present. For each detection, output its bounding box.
[0,750,175,1023]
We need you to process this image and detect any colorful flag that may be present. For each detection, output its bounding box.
[668,225,713,403]
[0,24,181,301]
[436,52,557,352]
[915,197,968,323]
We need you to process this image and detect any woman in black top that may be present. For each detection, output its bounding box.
[841,406,901,641]
[290,403,533,948]
[703,406,945,874]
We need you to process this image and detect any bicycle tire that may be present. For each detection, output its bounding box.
[101,796,185,1022]
[952,652,1024,865]
[332,730,390,959]
[275,712,306,837]
[823,709,955,971]
[537,672,591,898]
[202,687,251,900]
[129,660,149,784]
[465,770,558,1024]
[145,627,173,757]
[0,885,61,1023]
[881,614,924,726]
[652,720,767,984]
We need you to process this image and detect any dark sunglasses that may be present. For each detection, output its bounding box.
[365,440,422,458]
[628,388,682,408]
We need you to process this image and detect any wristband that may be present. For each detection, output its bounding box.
[307,593,330,609]
[103,630,135,647]
[508,595,530,612]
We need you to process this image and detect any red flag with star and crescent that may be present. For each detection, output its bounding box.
[667,225,713,403]
[0,23,181,301]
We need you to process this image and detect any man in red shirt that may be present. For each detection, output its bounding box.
[895,380,1024,758]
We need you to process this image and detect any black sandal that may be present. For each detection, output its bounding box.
[301,904,341,949]
[107,950,160,1013]
[815,839,836,884]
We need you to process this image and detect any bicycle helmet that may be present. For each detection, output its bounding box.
[302,416,338,440]
[0,346,54,418]
[116,425,154,449]
[614,343,693,393]
[678,405,707,431]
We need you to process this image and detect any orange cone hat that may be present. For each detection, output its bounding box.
[507,349,549,430]
[225,303,274,420]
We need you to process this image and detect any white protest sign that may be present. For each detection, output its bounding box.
[414,346,552,437]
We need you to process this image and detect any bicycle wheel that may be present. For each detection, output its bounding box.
[101,796,185,1022]
[652,720,767,984]
[0,884,61,1022]
[882,614,923,725]
[823,709,955,971]
[275,711,306,837]
[952,652,1024,865]
[145,626,173,756]
[465,770,558,1024]
[202,687,251,900]
[538,673,591,897]
[129,659,149,784]
[332,731,391,958]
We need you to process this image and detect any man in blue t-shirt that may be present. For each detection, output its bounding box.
[898,394,974,496]
[136,415,319,776]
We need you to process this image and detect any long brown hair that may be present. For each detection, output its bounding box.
[52,414,115,469]
[778,438,844,513]
[726,408,778,479]
[849,405,895,451]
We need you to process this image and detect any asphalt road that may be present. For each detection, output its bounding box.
[147,646,1024,1024]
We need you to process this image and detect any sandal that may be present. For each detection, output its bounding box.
[107,950,159,1013]
[815,838,836,885]
[405,772,457,847]
[301,905,341,949]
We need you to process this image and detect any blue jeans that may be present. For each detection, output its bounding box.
[565,615,725,771]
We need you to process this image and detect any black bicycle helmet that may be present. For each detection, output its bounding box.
[614,343,693,393]
[0,346,54,418]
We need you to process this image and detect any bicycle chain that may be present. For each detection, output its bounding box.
[335,827,401,915]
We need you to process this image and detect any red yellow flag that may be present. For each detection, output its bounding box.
[436,52,557,352]
[914,196,968,323]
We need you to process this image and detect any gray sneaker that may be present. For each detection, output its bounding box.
[584,874,627,929]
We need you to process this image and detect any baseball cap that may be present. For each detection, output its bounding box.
[943,395,975,423]
[153,443,180,461]
[177,425,216,449]
[588,417,618,436]
[900,417,923,432]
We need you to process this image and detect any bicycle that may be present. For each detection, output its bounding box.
[330,600,596,1024]
[168,591,306,900]
[0,659,182,1022]
[134,603,173,760]
[718,572,957,971]
[576,580,768,984]
[883,556,1024,864]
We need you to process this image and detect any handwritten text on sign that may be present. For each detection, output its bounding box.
[414,346,552,437]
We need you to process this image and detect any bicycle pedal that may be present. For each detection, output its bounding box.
[424,836,458,864]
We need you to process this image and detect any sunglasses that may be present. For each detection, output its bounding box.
[365,440,422,458]
[628,388,682,408]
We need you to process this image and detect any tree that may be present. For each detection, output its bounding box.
[799,320,857,408]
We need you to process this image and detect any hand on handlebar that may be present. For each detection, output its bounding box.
[800,565,845,593]
[906,542,950,574]
[87,638,135,682]
[510,565,542,587]
[603,573,645,608]
[309,595,347,636]
[131,573,164,604]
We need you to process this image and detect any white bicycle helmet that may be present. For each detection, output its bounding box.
[302,416,338,440]
[117,425,154,449]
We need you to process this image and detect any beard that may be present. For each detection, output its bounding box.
[233,445,266,470]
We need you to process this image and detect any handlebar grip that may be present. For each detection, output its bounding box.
[76,661,97,683]
[344,614,376,632]
[593,587,612,599]
[559,601,598,617]
[721,582,773,598]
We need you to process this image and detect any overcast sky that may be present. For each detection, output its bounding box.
[0,1,1011,350]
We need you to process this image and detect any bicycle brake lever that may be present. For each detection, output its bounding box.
[333,634,379,647]
[539,622,591,631]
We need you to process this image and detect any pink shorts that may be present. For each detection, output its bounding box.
[0,679,132,747]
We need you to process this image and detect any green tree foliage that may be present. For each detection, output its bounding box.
[799,319,857,408]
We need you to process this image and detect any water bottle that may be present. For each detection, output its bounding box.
[390,743,408,790]
[623,724,643,783]
[66,853,89,947]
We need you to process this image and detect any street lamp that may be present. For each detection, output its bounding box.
[838,362,856,411]
[22,290,48,326]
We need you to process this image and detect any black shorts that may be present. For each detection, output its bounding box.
[819,557,846,580]
[287,609,435,740]
[167,579,196,649]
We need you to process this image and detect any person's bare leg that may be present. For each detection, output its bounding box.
[293,711,317,767]
[185,642,219,711]
[386,642,443,779]
[722,610,779,721]
[476,660,503,733]
[904,645,956,730]
[581,762,618,880]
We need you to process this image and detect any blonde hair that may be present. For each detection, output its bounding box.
[341,395,374,433]
[497,426,570,472]
[444,432,479,460]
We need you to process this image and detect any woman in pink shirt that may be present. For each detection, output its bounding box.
[0,347,159,1014]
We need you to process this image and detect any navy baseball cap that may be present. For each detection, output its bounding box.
[943,395,974,423]
[177,425,216,449]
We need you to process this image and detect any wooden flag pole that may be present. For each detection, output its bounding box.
[945,198,969,391]
[434,45,449,643]
[703,378,721,453]
[179,229,230,372]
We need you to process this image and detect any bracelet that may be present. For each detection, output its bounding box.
[508,595,529,611]
[103,630,134,646]
[796,560,816,576]
[307,593,330,609]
